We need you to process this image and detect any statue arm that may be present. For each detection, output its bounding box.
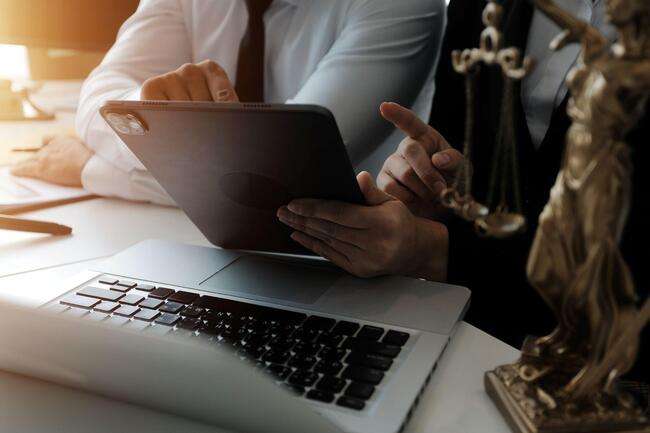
[534,0,608,59]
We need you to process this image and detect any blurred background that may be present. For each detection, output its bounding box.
[0,0,139,82]
[0,0,139,164]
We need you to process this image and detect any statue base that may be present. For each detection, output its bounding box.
[485,369,650,433]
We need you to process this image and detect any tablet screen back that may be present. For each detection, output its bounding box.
[100,102,364,255]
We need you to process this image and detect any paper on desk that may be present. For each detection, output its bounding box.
[0,167,91,212]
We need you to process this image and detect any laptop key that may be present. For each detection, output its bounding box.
[283,384,305,396]
[292,328,320,343]
[181,306,204,318]
[268,337,295,352]
[146,324,173,336]
[124,319,151,332]
[318,347,347,362]
[134,308,160,322]
[94,301,120,313]
[346,352,393,371]
[303,316,336,332]
[139,298,164,310]
[115,280,137,289]
[155,313,181,326]
[272,310,307,326]
[356,325,384,341]
[382,330,410,346]
[288,370,318,387]
[288,354,317,370]
[342,366,384,385]
[98,278,119,285]
[343,338,401,358]
[109,285,131,293]
[61,294,100,309]
[337,396,365,411]
[159,301,184,314]
[119,294,145,306]
[263,350,290,364]
[135,284,155,292]
[87,311,109,322]
[306,389,335,404]
[316,376,347,394]
[78,286,124,302]
[331,321,360,336]
[317,332,344,348]
[292,342,320,356]
[105,315,131,326]
[178,317,202,330]
[370,343,401,358]
[266,364,292,380]
[345,382,375,400]
[168,291,199,305]
[114,305,140,317]
[314,360,343,376]
[149,287,175,299]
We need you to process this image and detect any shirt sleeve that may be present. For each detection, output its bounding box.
[75,0,190,205]
[287,0,445,166]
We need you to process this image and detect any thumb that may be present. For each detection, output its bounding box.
[357,171,393,206]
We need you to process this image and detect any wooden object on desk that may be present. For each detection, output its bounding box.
[0,194,97,216]
[0,214,71,235]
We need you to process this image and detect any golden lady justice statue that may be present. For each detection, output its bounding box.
[480,0,650,432]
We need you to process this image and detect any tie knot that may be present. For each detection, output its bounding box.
[244,0,273,19]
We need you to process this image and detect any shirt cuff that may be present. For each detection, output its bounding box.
[81,154,176,206]
[81,153,134,199]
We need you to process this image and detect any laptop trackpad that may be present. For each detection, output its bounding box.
[200,256,341,305]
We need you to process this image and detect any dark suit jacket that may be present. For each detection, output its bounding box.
[430,0,648,381]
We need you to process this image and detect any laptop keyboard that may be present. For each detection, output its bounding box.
[51,278,411,411]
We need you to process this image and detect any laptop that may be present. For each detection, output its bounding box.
[0,103,471,433]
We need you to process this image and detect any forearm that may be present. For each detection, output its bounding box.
[406,218,449,282]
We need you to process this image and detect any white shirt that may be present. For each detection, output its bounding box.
[76,0,445,205]
[522,0,615,147]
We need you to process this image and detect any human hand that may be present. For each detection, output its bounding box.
[11,135,93,187]
[277,172,448,281]
[377,102,465,219]
[141,60,239,102]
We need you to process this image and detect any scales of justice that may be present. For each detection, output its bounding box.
[440,0,650,431]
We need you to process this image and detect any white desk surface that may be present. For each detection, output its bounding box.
[0,84,517,433]
[0,200,517,433]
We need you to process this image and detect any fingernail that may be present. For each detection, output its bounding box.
[287,203,300,214]
[432,152,451,168]
[216,89,231,101]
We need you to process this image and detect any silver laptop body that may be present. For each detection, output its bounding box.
[0,238,469,433]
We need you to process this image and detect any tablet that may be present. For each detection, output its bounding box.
[100,101,364,255]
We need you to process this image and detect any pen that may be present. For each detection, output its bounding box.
[0,215,72,236]
[11,147,42,153]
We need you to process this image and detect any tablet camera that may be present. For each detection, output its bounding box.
[105,112,148,135]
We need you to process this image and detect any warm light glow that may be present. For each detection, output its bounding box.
[0,44,29,80]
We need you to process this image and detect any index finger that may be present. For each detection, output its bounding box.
[381,102,451,154]
[380,102,430,140]
[287,199,368,229]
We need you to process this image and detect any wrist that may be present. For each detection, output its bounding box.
[406,218,449,282]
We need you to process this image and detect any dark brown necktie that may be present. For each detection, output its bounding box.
[235,0,273,102]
